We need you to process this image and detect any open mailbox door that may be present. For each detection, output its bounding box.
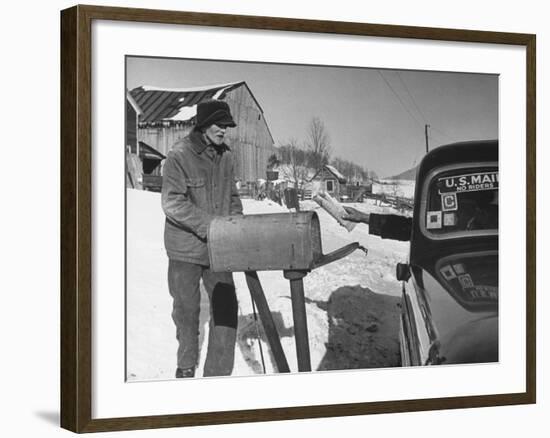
[208,212,366,272]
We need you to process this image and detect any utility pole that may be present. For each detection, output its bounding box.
[425,124,430,154]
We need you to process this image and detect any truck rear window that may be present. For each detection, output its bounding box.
[425,167,498,236]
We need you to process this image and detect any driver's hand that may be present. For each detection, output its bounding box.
[342,206,366,223]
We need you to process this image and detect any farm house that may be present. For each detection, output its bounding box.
[128,81,277,185]
[309,164,348,200]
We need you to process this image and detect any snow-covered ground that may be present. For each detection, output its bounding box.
[126,190,410,381]
[373,179,415,200]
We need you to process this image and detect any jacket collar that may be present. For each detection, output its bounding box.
[189,128,230,155]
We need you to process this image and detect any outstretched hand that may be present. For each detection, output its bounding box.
[342,206,369,223]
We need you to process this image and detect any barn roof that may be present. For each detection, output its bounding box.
[130,81,266,124]
[126,90,142,115]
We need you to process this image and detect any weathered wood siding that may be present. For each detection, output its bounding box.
[126,99,138,149]
[138,123,193,157]
[126,153,143,189]
[136,84,276,183]
[223,86,276,182]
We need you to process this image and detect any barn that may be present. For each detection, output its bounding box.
[129,81,277,184]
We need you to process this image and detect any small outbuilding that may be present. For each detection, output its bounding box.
[309,164,348,200]
[126,91,166,190]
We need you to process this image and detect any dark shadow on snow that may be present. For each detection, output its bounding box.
[316,285,401,371]
[234,286,401,374]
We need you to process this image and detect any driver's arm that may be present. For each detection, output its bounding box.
[343,207,411,241]
[369,213,412,241]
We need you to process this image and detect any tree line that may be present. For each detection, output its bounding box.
[269,117,377,189]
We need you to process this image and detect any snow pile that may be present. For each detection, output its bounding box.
[126,190,410,381]
[166,104,197,121]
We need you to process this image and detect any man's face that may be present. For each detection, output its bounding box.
[204,124,227,146]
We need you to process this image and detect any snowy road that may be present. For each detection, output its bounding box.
[126,189,410,381]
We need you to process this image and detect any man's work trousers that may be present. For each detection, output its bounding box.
[168,259,238,377]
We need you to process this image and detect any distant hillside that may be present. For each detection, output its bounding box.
[386,165,418,181]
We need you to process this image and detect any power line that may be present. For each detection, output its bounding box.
[378,70,456,160]
[377,70,423,127]
[394,71,455,144]
[396,72,428,124]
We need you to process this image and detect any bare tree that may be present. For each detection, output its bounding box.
[306,117,331,173]
[330,156,370,185]
[267,153,280,170]
[280,138,310,191]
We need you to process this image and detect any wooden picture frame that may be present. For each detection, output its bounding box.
[60,4,536,433]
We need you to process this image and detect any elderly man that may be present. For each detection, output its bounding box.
[161,99,243,378]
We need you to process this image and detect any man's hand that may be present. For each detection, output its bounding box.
[342,206,369,224]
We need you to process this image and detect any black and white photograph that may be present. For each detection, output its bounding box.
[125,56,499,381]
[2,0,545,435]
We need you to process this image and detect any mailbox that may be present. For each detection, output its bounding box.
[208,212,322,272]
[207,211,367,373]
[208,212,364,272]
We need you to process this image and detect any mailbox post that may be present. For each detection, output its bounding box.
[208,212,365,373]
[283,270,311,371]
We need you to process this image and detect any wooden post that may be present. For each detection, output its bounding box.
[425,124,430,154]
[245,271,290,373]
[283,270,311,372]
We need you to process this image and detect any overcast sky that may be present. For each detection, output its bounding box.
[127,56,498,177]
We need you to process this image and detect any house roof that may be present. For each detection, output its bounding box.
[324,165,346,181]
[130,81,266,124]
[311,165,347,184]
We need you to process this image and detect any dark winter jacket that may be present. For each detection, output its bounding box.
[369,213,412,242]
[161,129,243,264]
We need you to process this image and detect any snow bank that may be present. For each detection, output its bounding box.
[126,190,409,381]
